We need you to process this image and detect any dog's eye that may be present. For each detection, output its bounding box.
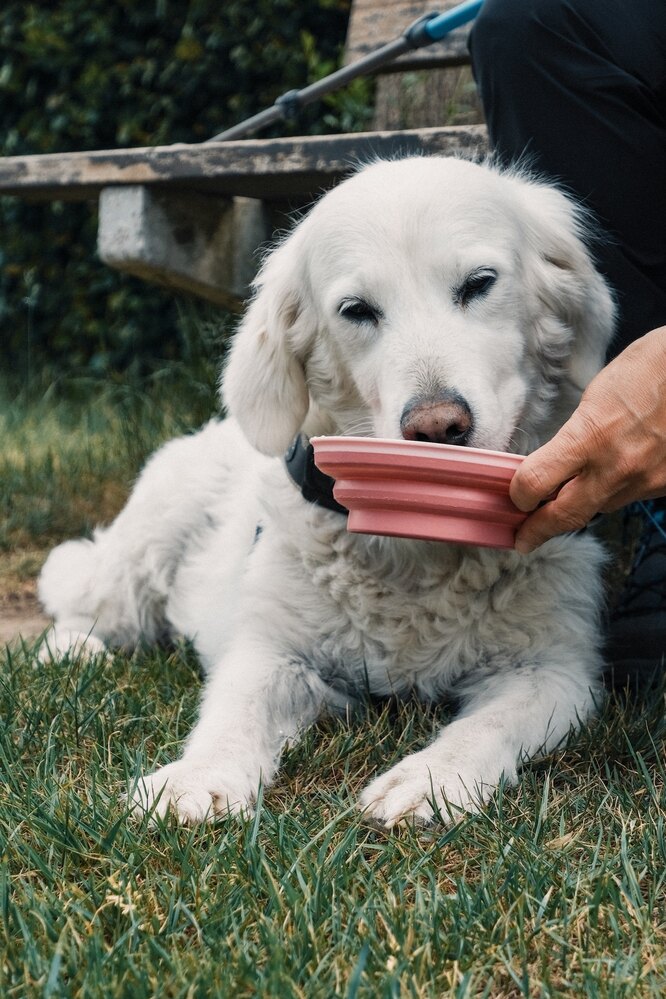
[456,269,497,308]
[338,298,381,325]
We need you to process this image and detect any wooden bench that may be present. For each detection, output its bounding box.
[0,0,487,311]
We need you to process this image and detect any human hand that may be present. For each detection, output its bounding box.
[511,326,666,553]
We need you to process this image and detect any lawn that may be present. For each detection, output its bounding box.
[1,371,666,997]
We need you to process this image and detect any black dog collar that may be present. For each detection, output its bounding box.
[284,435,348,516]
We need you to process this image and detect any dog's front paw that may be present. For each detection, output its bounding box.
[358,750,493,828]
[130,760,257,824]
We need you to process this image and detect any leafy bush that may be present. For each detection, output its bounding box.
[0,0,371,382]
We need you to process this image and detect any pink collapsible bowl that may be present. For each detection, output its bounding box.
[311,436,527,549]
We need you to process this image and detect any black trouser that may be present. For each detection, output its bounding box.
[469,0,666,360]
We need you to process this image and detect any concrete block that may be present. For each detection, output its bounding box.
[97,186,272,310]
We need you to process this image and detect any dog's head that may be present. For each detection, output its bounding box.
[223,156,615,456]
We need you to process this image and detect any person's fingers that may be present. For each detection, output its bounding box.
[510,328,666,551]
[510,426,584,512]
[513,477,598,553]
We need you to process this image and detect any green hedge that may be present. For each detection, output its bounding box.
[0,0,371,382]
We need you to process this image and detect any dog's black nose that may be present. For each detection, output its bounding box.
[400,394,474,446]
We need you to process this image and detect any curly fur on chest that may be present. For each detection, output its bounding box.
[260,484,600,699]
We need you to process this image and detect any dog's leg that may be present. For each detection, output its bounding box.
[359,658,602,827]
[38,437,200,658]
[130,640,350,823]
[38,420,253,660]
[37,535,117,659]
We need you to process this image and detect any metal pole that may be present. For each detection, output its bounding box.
[208,0,483,143]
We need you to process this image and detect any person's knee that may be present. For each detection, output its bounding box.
[470,0,568,72]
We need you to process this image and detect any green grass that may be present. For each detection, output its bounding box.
[2,641,666,997]
[2,373,666,997]
[0,352,219,595]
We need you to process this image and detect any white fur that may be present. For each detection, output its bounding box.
[38,157,615,826]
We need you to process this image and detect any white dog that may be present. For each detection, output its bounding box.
[39,156,616,826]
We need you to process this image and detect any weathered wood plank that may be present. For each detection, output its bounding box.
[345,0,473,71]
[0,125,488,202]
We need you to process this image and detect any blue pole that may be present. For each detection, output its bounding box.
[423,0,484,41]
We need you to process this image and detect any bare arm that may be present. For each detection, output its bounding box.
[511,326,666,553]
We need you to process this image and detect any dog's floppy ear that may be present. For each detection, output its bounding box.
[222,228,311,456]
[516,176,616,390]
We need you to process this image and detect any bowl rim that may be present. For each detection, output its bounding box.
[310,435,526,465]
